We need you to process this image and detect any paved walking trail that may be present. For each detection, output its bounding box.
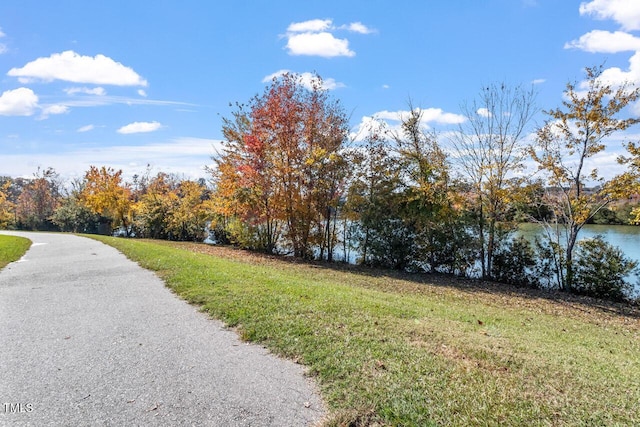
[0,232,324,426]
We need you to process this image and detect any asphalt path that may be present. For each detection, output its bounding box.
[0,232,325,426]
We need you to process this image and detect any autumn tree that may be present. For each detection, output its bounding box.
[451,83,537,280]
[133,172,180,239]
[212,102,284,252]
[51,178,102,233]
[165,180,212,241]
[395,108,475,275]
[0,179,15,229]
[626,143,640,224]
[15,167,62,230]
[212,73,349,258]
[254,73,349,258]
[531,65,640,291]
[81,166,134,235]
[303,84,351,261]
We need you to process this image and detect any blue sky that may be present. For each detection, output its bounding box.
[1,0,639,181]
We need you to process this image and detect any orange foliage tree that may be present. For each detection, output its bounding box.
[15,167,61,230]
[212,73,349,258]
[81,166,134,235]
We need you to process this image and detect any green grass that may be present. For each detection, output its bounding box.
[0,234,31,269]
[88,235,640,426]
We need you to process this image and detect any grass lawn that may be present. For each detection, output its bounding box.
[88,235,640,426]
[0,234,31,269]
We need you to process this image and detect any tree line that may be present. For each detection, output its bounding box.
[2,67,640,302]
[0,166,214,241]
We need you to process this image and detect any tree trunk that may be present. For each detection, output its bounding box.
[326,207,333,262]
[477,194,486,279]
[565,222,579,291]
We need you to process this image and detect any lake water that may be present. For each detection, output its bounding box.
[517,223,640,265]
[517,223,640,295]
[317,223,640,268]
[339,223,640,293]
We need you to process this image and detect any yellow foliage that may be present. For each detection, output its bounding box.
[0,180,14,229]
[81,166,134,230]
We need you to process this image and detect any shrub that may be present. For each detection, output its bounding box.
[572,236,639,302]
[492,236,539,288]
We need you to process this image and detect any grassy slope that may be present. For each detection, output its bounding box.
[89,236,640,426]
[0,234,31,269]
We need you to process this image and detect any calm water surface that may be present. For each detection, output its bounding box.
[517,223,640,266]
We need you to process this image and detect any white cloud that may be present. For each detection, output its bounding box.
[117,121,162,134]
[0,27,6,54]
[8,50,148,86]
[261,70,345,90]
[476,107,492,118]
[306,74,344,90]
[137,89,147,97]
[373,108,466,125]
[349,116,390,142]
[287,19,332,33]
[372,110,403,121]
[351,108,466,144]
[64,86,106,96]
[77,124,95,133]
[0,87,39,116]
[532,78,546,85]
[286,32,354,57]
[39,104,69,119]
[48,95,194,109]
[565,30,640,53]
[568,2,640,103]
[262,69,290,82]
[0,87,89,119]
[382,84,390,89]
[579,0,640,31]
[288,19,375,35]
[418,108,467,124]
[585,51,640,88]
[283,18,373,58]
[341,22,376,34]
[351,108,466,140]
